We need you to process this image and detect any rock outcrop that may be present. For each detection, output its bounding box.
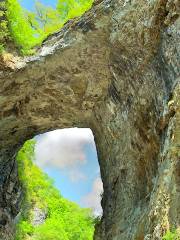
[0,0,179,239]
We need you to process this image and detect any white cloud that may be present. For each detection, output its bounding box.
[34,128,95,182]
[68,168,87,183]
[81,177,103,216]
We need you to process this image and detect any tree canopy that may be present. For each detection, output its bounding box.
[0,1,9,52]
[3,0,93,55]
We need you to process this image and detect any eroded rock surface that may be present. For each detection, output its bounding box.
[0,0,179,239]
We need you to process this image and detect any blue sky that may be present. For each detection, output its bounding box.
[19,0,58,10]
[34,128,103,216]
[42,144,100,204]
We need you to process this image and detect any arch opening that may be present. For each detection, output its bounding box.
[15,127,103,240]
[3,0,94,55]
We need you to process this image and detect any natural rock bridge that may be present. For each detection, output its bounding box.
[0,0,179,239]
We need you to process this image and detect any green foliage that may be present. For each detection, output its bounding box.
[57,0,93,20]
[163,230,176,240]
[15,139,95,240]
[0,1,9,53]
[27,2,63,35]
[6,0,44,55]
[0,44,4,53]
[162,229,180,240]
[4,0,93,55]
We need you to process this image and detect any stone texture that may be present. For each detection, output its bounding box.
[32,207,47,226]
[0,0,179,239]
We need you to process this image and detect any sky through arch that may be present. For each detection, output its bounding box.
[34,128,103,216]
[19,0,58,11]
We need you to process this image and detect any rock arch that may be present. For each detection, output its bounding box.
[0,0,179,239]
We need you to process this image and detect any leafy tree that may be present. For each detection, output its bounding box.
[0,1,9,52]
[6,0,43,54]
[57,0,93,20]
[15,139,95,240]
[57,1,70,20]
[27,2,63,36]
[2,0,94,55]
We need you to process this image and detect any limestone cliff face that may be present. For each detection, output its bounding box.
[0,0,179,239]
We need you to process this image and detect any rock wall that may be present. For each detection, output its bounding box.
[0,0,179,239]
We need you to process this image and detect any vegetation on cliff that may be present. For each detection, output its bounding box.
[15,139,95,240]
[0,1,10,53]
[1,0,93,55]
[162,229,180,240]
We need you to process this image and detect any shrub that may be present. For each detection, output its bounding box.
[163,229,180,240]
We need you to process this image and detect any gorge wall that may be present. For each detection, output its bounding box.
[0,0,179,239]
